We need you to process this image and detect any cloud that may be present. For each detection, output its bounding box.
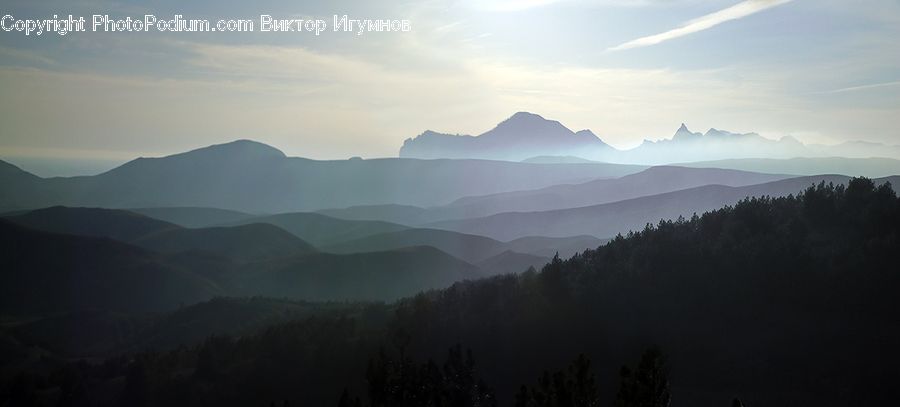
[821,80,900,94]
[608,0,793,52]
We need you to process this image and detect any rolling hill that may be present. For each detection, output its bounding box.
[4,206,179,241]
[322,228,507,263]
[1,207,500,311]
[0,219,223,315]
[0,140,646,213]
[323,228,604,264]
[475,250,550,276]
[130,207,255,228]
[235,246,486,301]
[226,212,411,246]
[314,166,795,225]
[677,157,900,178]
[428,175,900,240]
[4,207,317,263]
[439,166,792,219]
[132,223,316,262]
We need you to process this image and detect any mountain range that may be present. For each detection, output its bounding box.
[426,175,900,240]
[0,140,645,213]
[400,112,614,161]
[1,206,603,313]
[400,112,900,163]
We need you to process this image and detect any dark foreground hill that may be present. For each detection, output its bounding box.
[3,178,897,407]
[233,246,485,301]
[0,220,223,314]
[0,208,494,314]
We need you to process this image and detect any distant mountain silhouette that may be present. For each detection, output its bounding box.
[401,112,613,161]
[619,124,811,163]
[0,140,644,213]
[428,175,900,240]
[0,219,222,314]
[399,113,900,163]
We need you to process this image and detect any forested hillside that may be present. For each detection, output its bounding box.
[2,178,898,407]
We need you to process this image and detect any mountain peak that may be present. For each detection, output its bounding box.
[510,111,545,121]
[495,112,558,129]
[673,123,701,140]
[179,140,286,160]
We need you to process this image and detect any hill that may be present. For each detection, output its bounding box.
[475,250,550,275]
[441,166,792,218]
[317,204,433,226]
[132,223,316,262]
[0,209,496,314]
[226,212,410,246]
[129,207,255,228]
[5,298,373,358]
[428,175,900,240]
[4,206,179,241]
[0,220,222,315]
[11,178,898,406]
[322,228,508,263]
[323,228,604,264]
[502,235,607,258]
[0,140,645,213]
[678,157,900,178]
[314,167,796,225]
[4,207,317,262]
[235,246,485,301]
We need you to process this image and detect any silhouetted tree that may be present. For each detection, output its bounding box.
[615,348,670,407]
[516,354,600,407]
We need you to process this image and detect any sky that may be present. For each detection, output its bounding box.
[0,0,898,176]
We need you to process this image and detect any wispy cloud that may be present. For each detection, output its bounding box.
[608,0,793,52]
[821,80,900,94]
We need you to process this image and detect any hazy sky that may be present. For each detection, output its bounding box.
[1,0,898,175]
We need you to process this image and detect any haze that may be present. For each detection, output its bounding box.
[0,0,898,176]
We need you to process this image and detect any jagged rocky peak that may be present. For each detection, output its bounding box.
[672,123,701,140]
